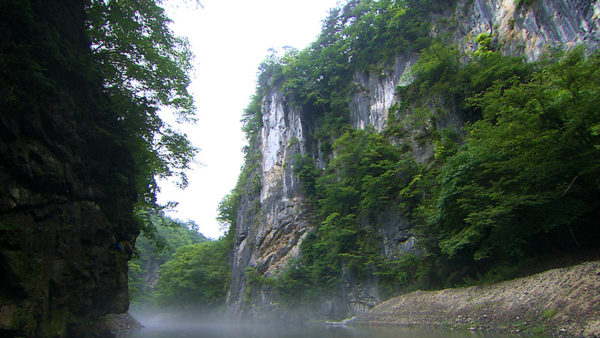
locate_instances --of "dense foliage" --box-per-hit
[232,0,600,307]
[129,211,231,311]
[408,47,600,285]
[128,211,207,307]
[85,0,197,207]
[288,130,418,292]
[154,239,230,310]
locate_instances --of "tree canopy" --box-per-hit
[154,240,230,310]
[128,211,207,306]
[85,0,197,206]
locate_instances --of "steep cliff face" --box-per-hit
[228,0,599,319]
[0,1,138,336]
[228,87,312,314]
[350,54,418,132]
[456,0,600,60]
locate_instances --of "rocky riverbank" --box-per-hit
[105,312,143,337]
[353,261,600,336]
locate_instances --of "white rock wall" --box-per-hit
[260,89,304,202]
[349,54,418,131]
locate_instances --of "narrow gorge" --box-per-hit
[2,0,599,336]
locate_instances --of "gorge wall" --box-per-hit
[228,0,600,319]
[0,1,139,336]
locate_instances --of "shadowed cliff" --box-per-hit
[0,0,139,335]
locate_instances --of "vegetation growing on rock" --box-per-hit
[226,0,600,318]
[128,211,207,307]
[128,211,231,312]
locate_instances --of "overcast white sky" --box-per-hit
[158,0,341,238]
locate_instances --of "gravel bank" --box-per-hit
[353,261,600,336]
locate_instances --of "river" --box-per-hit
[128,316,511,338]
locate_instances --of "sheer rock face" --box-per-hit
[456,0,600,60]
[256,89,308,278]
[228,88,312,315]
[0,1,138,336]
[350,54,418,132]
[228,0,599,319]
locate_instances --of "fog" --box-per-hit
[128,309,511,338]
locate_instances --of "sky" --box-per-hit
[158,0,342,239]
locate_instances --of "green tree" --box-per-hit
[154,240,231,310]
[279,129,419,298]
[427,48,600,280]
[217,192,238,243]
[316,129,417,218]
[85,0,197,205]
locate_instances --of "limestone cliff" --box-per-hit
[228,87,312,315]
[0,1,139,336]
[228,0,599,319]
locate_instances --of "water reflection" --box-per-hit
[129,315,510,338]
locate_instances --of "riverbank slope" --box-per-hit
[353,261,600,336]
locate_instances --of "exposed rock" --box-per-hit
[228,87,311,315]
[228,0,600,321]
[350,54,418,132]
[454,0,600,60]
[105,312,143,337]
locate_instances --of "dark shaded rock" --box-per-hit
[106,312,143,337]
[0,0,139,336]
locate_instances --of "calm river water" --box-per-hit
[129,317,511,338]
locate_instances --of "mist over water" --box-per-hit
[128,310,511,338]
